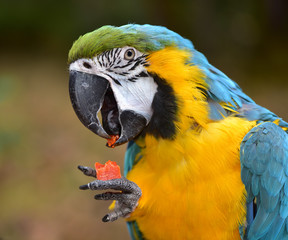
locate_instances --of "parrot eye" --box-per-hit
[124,49,135,60]
[83,62,92,69]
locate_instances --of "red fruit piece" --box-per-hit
[95,160,121,180]
[107,135,119,148]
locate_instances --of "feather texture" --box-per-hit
[241,123,288,240]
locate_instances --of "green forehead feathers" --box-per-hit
[68,24,194,64]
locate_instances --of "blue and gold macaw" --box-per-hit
[68,24,288,240]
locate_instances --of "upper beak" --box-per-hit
[69,70,147,146]
[69,70,110,138]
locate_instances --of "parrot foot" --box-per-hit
[78,165,142,222]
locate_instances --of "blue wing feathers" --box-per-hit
[192,47,288,130]
[263,216,285,240]
[126,220,145,240]
[252,175,260,196]
[249,206,279,239]
[280,190,288,218]
[207,100,228,120]
[241,122,288,239]
[259,186,279,211]
[124,141,142,177]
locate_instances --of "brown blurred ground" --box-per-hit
[0,0,287,239]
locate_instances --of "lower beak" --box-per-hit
[69,70,110,138]
[115,110,147,146]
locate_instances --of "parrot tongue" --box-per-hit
[100,86,121,136]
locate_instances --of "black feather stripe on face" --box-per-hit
[144,73,178,139]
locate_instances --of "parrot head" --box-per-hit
[68,24,207,147]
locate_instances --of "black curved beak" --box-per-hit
[69,70,110,138]
[69,70,147,147]
[115,110,147,146]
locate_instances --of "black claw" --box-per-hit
[102,214,110,222]
[94,194,101,199]
[79,184,89,190]
[77,165,96,177]
[78,165,84,171]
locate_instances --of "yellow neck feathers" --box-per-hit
[146,47,209,135]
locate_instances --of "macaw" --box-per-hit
[68,24,288,240]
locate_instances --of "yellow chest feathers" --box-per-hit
[127,117,256,240]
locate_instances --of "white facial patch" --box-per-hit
[109,75,157,123]
[69,46,158,124]
[69,58,109,81]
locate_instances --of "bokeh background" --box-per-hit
[0,0,287,239]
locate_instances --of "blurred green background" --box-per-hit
[0,0,287,239]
